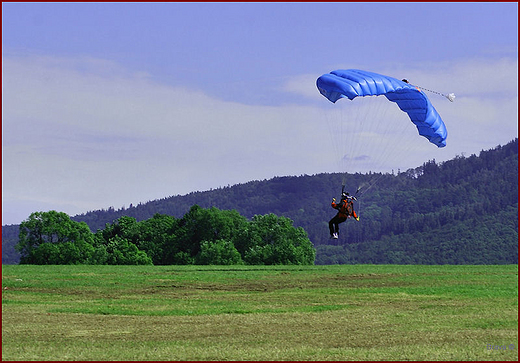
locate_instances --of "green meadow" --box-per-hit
[2,264,518,361]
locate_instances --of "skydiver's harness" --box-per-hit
[334,185,357,218]
[333,198,354,219]
[345,200,354,216]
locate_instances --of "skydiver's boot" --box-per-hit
[353,211,359,221]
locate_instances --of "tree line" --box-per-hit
[14,206,316,265]
[3,138,517,265]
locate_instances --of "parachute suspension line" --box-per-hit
[345,96,376,193]
[410,83,456,102]
[324,100,349,191]
[324,96,372,193]
[353,96,389,195]
[327,95,412,198]
[352,94,431,198]
[372,112,423,174]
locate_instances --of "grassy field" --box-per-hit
[2,264,518,361]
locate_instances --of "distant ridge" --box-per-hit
[3,139,517,264]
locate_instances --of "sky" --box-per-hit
[2,2,518,226]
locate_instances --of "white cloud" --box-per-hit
[2,54,329,224]
[281,73,320,100]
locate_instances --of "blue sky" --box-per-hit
[2,2,518,225]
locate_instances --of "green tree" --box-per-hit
[96,235,152,265]
[94,217,152,265]
[241,214,315,265]
[58,240,95,265]
[175,205,248,260]
[195,239,243,265]
[29,243,60,265]
[99,216,140,245]
[16,211,94,264]
[137,213,178,265]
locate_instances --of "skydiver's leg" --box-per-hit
[329,215,346,238]
[329,217,336,237]
[337,216,347,229]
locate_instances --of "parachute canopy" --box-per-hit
[316,69,447,148]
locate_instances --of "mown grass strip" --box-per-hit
[2,264,517,361]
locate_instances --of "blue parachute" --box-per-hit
[316,69,447,147]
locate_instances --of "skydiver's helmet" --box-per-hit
[341,192,349,199]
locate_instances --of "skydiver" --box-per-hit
[329,192,359,239]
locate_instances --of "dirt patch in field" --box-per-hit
[142,272,414,294]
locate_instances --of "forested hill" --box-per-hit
[2,139,518,264]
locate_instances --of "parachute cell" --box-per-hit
[316,69,447,147]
